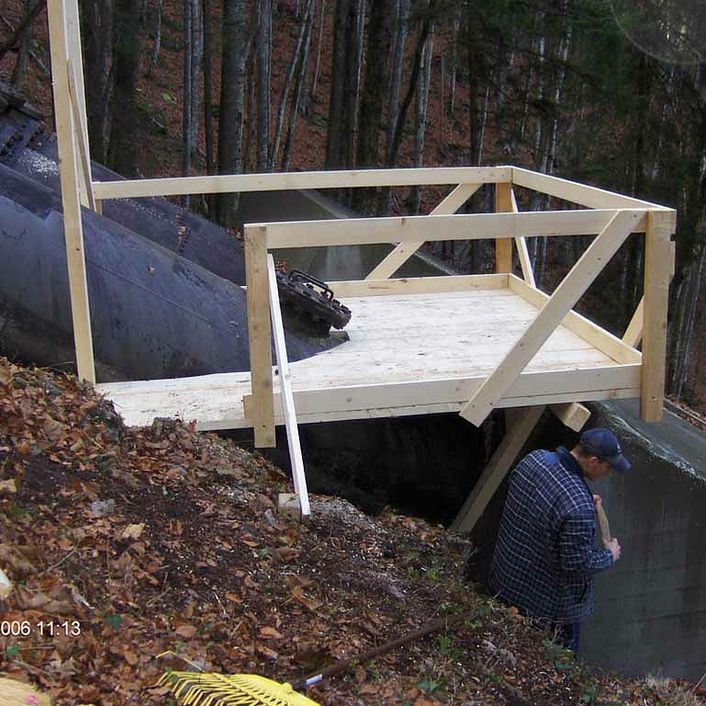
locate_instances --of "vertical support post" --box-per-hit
[244,225,275,447]
[47,0,96,384]
[641,210,675,422]
[495,182,514,273]
[63,0,93,208]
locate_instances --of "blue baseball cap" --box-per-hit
[580,428,631,473]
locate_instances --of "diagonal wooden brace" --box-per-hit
[459,209,645,426]
[450,405,545,533]
[365,182,482,280]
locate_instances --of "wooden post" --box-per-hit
[460,209,643,426]
[450,406,544,533]
[365,182,482,280]
[641,210,675,422]
[244,225,275,447]
[494,183,514,273]
[47,0,96,384]
[266,255,310,516]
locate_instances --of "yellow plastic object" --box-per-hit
[0,677,51,706]
[157,671,320,706]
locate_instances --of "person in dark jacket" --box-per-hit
[489,427,628,654]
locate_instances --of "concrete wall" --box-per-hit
[580,401,706,680]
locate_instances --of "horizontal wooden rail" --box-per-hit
[262,209,647,249]
[511,167,671,210]
[92,166,511,200]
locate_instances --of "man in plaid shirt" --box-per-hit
[489,428,627,653]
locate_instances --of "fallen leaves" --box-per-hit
[120,523,146,541]
[0,477,17,493]
[0,356,697,706]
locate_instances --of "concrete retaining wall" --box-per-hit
[580,401,706,679]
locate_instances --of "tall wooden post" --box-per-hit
[494,182,514,273]
[641,210,675,422]
[244,225,275,447]
[47,0,96,384]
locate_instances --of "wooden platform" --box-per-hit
[97,274,641,431]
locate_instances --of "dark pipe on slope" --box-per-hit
[0,164,340,382]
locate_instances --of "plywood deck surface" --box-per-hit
[98,286,641,430]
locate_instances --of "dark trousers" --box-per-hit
[555,621,582,655]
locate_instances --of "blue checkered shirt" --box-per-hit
[489,447,614,623]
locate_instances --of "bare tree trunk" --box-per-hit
[349,0,365,166]
[282,0,315,170]
[0,0,45,62]
[202,0,214,178]
[326,0,355,168]
[671,246,706,398]
[353,0,393,212]
[465,0,484,167]
[81,0,112,164]
[410,26,433,213]
[151,0,162,68]
[10,0,34,88]
[183,0,193,187]
[387,0,436,169]
[448,10,459,115]
[377,0,409,214]
[217,0,248,225]
[384,0,409,165]
[307,0,326,113]
[256,0,272,171]
[271,0,313,169]
[108,0,142,177]
[182,0,203,200]
[476,84,489,165]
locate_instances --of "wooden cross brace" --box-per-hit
[458,209,646,427]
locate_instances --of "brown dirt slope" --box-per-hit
[0,356,703,706]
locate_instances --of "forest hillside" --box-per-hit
[0,355,704,705]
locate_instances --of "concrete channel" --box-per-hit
[236,190,706,682]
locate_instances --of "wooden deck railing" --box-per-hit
[42,1,676,444]
[226,173,674,445]
[89,167,675,447]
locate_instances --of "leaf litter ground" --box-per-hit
[0,357,702,706]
